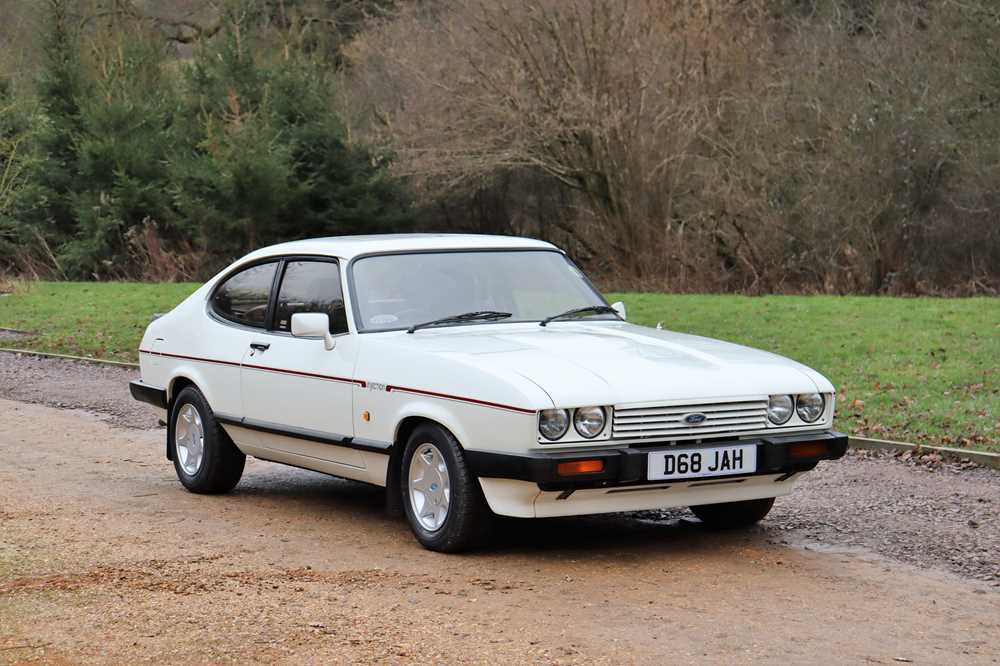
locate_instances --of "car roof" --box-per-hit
[240,234,559,262]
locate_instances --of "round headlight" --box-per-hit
[573,406,606,439]
[796,393,825,423]
[538,409,570,440]
[767,395,794,425]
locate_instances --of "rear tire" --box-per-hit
[169,386,245,494]
[689,497,775,528]
[401,423,492,552]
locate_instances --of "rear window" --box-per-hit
[211,262,278,328]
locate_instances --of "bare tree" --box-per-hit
[349,0,769,277]
[347,0,999,293]
[749,0,1000,293]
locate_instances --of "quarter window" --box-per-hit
[211,262,278,328]
[274,260,349,334]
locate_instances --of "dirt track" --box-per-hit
[1,396,998,664]
[3,350,999,581]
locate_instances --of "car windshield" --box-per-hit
[351,250,613,332]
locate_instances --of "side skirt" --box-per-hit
[216,416,393,487]
[236,440,386,486]
[214,413,392,454]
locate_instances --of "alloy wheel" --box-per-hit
[175,403,205,476]
[407,442,452,531]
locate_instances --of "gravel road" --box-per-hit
[0,352,157,430]
[2,350,997,582]
[1,351,998,663]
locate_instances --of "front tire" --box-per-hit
[169,386,245,494]
[400,423,492,552]
[689,497,775,528]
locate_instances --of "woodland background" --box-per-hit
[0,0,998,293]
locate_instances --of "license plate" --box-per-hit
[647,444,757,481]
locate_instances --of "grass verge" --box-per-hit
[0,282,996,451]
[610,293,999,453]
[0,280,198,363]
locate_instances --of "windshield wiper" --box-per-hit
[539,305,620,327]
[407,311,512,334]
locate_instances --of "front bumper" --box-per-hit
[465,430,847,492]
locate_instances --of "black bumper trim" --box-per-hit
[466,431,848,491]
[129,380,168,410]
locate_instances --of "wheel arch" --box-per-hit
[384,413,461,517]
[165,374,221,461]
[391,401,474,450]
[163,374,238,462]
[164,376,197,461]
[167,375,197,406]
[395,415,432,449]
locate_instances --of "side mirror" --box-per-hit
[611,301,627,321]
[291,312,336,350]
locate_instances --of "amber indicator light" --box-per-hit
[789,441,828,459]
[557,459,605,476]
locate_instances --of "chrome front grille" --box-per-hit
[612,399,769,440]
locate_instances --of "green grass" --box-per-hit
[609,293,1000,453]
[0,281,198,363]
[0,282,997,451]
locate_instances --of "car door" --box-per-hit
[204,259,282,433]
[239,258,364,469]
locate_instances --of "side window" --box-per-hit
[274,260,349,334]
[211,262,278,328]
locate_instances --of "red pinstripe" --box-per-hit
[385,385,535,414]
[139,349,533,414]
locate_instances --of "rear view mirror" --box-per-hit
[611,301,627,321]
[291,312,336,350]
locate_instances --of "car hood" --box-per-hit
[399,322,831,407]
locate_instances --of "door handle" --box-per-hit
[250,342,270,352]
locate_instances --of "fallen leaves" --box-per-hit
[893,449,982,471]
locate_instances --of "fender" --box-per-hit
[392,399,477,451]
[166,365,216,407]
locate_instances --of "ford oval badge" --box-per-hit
[683,413,708,425]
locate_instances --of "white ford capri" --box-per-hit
[130,234,846,552]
